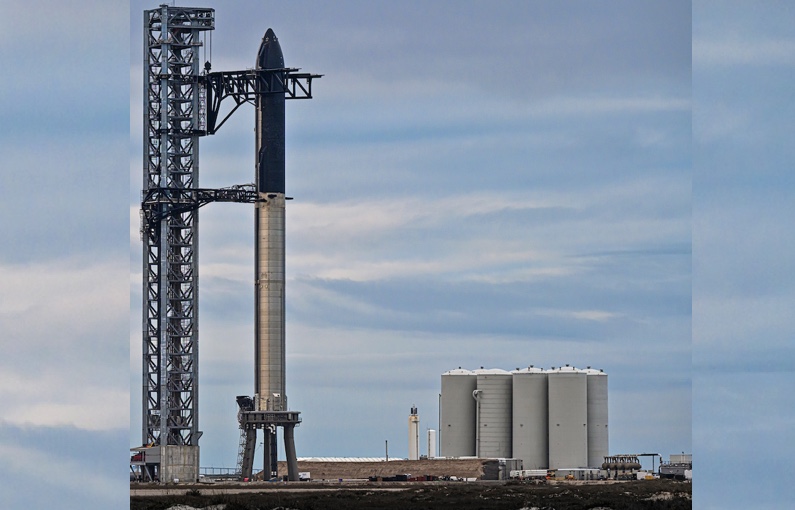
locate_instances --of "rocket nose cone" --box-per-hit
[257,28,284,69]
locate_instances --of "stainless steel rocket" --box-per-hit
[255,28,287,414]
[239,28,303,482]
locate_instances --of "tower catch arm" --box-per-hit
[141,184,262,232]
[201,69,322,134]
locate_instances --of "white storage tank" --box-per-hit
[511,366,548,469]
[547,365,588,469]
[427,429,436,458]
[583,367,608,468]
[474,368,513,459]
[440,368,477,457]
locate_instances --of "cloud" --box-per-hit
[525,96,690,117]
[0,259,126,343]
[693,101,751,144]
[284,176,688,282]
[0,376,127,431]
[0,258,128,430]
[0,422,128,508]
[694,37,795,67]
[535,309,623,322]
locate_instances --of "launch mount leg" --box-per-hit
[284,423,299,481]
[262,428,270,480]
[240,410,301,480]
[263,427,278,480]
[271,429,279,479]
[240,428,256,480]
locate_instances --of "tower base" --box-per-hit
[162,445,200,483]
[130,444,201,483]
[238,410,301,481]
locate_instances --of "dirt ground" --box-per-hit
[130,479,692,510]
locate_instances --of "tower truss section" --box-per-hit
[141,5,214,462]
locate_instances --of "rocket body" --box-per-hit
[255,28,286,412]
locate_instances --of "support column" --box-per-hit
[270,429,278,479]
[262,428,278,480]
[284,424,299,481]
[240,428,256,480]
[262,428,271,480]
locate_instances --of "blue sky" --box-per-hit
[1,1,129,508]
[0,1,792,508]
[693,1,795,508]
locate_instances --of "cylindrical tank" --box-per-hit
[583,367,608,468]
[474,368,512,459]
[511,366,548,469]
[547,365,588,468]
[440,368,477,457]
[427,429,436,459]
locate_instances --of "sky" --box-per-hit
[0,1,791,509]
[692,1,795,508]
[0,1,130,509]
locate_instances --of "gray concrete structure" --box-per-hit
[511,366,548,469]
[584,368,609,468]
[440,364,607,470]
[160,445,200,484]
[440,368,477,457]
[547,366,588,469]
[474,369,513,459]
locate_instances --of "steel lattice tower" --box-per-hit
[141,5,213,476]
[135,4,319,483]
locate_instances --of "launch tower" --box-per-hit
[138,4,319,483]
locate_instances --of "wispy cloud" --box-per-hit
[0,422,128,507]
[0,375,127,430]
[0,259,128,430]
[527,95,690,117]
[694,37,795,67]
[535,308,622,322]
[0,259,126,339]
